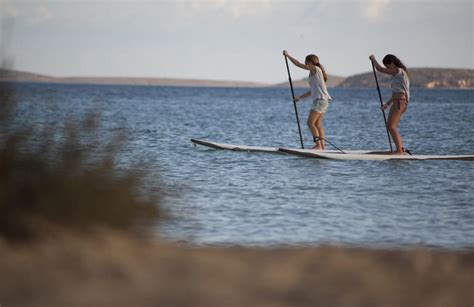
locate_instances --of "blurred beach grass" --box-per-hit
[0,78,162,241]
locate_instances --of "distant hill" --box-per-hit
[0,69,54,83]
[0,69,267,88]
[273,75,345,89]
[1,68,473,89]
[338,68,473,89]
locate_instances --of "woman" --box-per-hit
[283,50,332,150]
[370,54,410,155]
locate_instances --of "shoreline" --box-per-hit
[2,79,474,90]
[2,67,473,89]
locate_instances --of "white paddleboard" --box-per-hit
[278,148,474,161]
[191,139,378,154]
[191,138,280,153]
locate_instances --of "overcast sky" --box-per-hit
[0,0,472,83]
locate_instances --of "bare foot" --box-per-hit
[392,151,405,155]
[311,145,323,150]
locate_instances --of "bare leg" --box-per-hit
[315,113,325,150]
[387,101,407,154]
[307,111,322,149]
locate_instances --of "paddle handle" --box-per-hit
[284,55,304,149]
[371,61,393,153]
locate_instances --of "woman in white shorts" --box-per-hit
[283,50,332,149]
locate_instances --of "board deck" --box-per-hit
[278,148,474,161]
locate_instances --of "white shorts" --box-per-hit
[311,99,329,113]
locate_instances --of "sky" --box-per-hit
[0,0,472,83]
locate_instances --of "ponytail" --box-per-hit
[316,62,328,83]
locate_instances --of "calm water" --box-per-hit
[10,82,474,249]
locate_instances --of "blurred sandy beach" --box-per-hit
[1,232,473,307]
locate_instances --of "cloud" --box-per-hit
[0,0,19,18]
[365,0,390,20]
[177,0,273,20]
[35,5,53,21]
[0,1,54,22]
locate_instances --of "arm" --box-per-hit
[369,55,398,75]
[283,50,315,72]
[382,92,405,110]
[294,91,311,102]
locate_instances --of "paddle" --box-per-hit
[371,61,393,153]
[284,55,304,149]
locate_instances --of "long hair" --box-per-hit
[305,54,328,83]
[382,54,409,75]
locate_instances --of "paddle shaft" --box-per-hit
[371,61,393,153]
[284,55,304,149]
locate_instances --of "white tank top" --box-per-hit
[391,68,410,102]
[308,66,332,101]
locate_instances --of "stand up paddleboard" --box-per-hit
[192,139,474,161]
[191,138,280,153]
[191,139,378,155]
[278,148,474,161]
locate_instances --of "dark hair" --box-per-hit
[382,54,408,75]
[305,54,328,83]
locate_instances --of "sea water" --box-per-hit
[9,83,474,249]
